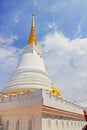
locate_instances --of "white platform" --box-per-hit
[0,89,86,130]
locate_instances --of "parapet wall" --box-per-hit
[42,89,84,115]
[0,89,84,115]
[0,89,42,103]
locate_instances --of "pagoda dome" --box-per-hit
[2,14,53,93]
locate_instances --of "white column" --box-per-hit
[51,119,56,130]
[55,120,59,130]
[58,120,64,130]
[42,118,48,130]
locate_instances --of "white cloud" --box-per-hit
[13,10,22,23]
[75,23,82,37]
[40,31,87,106]
[0,35,19,61]
[0,35,20,89]
[48,22,58,30]
[0,35,18,45]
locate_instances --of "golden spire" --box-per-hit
[28,13,37,45]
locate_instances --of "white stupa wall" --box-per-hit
[0,89,86,130]
[42,89,84,115]
[17,44,46,72]
[2,112,42,130]
[0,89,84,115]
[1,114,86,130]
[2,44,53,93]
[42,118,86,130]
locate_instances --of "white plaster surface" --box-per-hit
[0,89,84,114]
[2,44,52,93]
[42,118,87,130]
[0,89,86,130]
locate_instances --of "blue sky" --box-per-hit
[0,0,87,106]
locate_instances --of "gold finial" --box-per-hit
[32,12,35,27]
[28,13,37,45]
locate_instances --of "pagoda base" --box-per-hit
[0,89,86,130]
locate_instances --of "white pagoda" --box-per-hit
[0,14,86,130]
